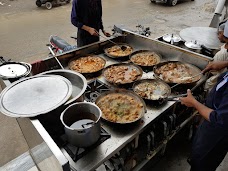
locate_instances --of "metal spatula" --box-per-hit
[180,72,203,81]
[171,72,203,89]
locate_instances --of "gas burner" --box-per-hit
[85,79,112,102]
[61,127,111,162]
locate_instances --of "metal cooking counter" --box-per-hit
[10,28,212,171]
[62,102,175,171]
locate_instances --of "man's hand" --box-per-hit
[102,30,111,37]
[82,25,99,36]
[179,89,197,107]
[202,61,228,74]
[87,27,99,36]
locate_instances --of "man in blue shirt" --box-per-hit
[180,60,228,171]
[71,0,110,47]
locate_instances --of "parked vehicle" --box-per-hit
[36,0,71,10]
[47,35,77,57]
[150,0,194,6]
[47,25,151,57]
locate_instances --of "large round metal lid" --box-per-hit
[0,62,29,79]
[180,27,223,49]
[0,75,72,117]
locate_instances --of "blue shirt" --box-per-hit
[206,72,228,132]
[71,0,104,31]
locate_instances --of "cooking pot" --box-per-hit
[184,40,202,54]
[39,69,87,105]
[60,102,101,147]
[0,61,32,80]
[162,34,182,45]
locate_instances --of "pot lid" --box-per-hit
[0,75,72,117]
[185,40,202,50]
[162,34,182,43]
[180,27,223,49]
[0,62,30,79]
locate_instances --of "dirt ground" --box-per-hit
[0,0,216,63]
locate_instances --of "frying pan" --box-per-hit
[153,61,202,85]
[68,54,106,78]
[102,63,143,85]
[103,43,133,59]
[95,89,146,124]
[129,50,162,71]
[132,79,182,104]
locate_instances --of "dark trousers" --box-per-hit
[190,120,228,171]
[77,28,99,47]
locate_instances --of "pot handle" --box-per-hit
[81,122,94,128]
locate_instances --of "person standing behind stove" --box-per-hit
[180,60,228,171]
[204,20,228,91]
[71,0,110,47]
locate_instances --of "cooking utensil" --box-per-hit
[96,31,127,51]
[0,75,72,117]
[0,61,32,80]
[170,72,203,89]
[180,71,203,81]
[180,27,223,50]
[95,89,146,124]
[184,40,202,50]
[153,61,202,84]
[132,79,184,104]
[102,63,143,85]
[129,50,162,71]
[39,69,87,105]
[162,34,182,45]
[60,102,101,147]
[103,43,133,59]
[132,79,171,101]
[68,54,106,77]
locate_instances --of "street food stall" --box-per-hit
[0,25,214,171]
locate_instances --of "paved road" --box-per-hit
[0,0,215,63]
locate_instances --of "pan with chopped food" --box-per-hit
[103,63,143,85]
[95,89,146,124]
[130,50,162,71]
[104,43,133,59]
[153,61,202,84]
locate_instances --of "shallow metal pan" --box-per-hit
[129,50,162,71]
[102,62,143,85]
[103,43,134,59]
[95,89,146,124]
[153,61,202,85]
[68,54,106,78]
[132,79,171,101]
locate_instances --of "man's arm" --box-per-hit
[71,0,98,36]
[202,61,228,73]
[180,89,213,121]
[71,0,83,28]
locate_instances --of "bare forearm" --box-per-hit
[193,100,213,121]
[81,25,90,32]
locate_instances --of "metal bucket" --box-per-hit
[60,102,101,147]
